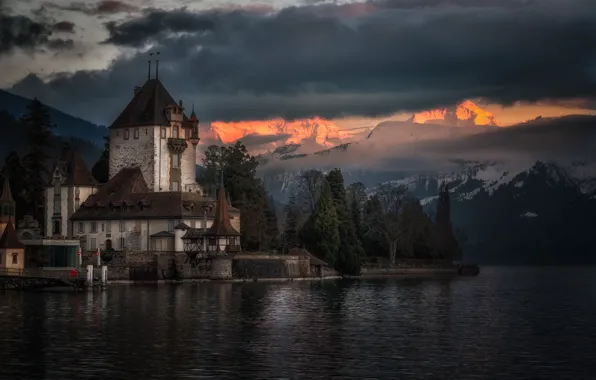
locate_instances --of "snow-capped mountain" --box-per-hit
[258,110,596,265]
[409,99,501,127]
[201,117,353,154]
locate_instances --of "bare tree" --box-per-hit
[296,169,325,216]
[371,183,408,265]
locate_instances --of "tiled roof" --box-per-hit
[110,78,192,129]
[0,221,24,249]
[70,167,239,220]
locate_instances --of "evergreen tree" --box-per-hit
[1,152,27,221]
[20,98,55,225]
[92,135,110,183]
[306,180,340,267]
[434,182,460,260]
[282,190,301,252]
[398,197,434,258]
[326,168,364,275]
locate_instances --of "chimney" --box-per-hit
[134,86,141,96]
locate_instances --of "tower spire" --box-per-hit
[155,51,160,79]
[148,52,153,80]
[0,175,13,203]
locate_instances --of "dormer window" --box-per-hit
[124,129,130,140]
[173,126,179,138]
[134,128,139,139]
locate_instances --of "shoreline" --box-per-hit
[105,265,480,285]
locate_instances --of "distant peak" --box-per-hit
[411,100,500,127]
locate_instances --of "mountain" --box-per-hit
[258,112,596,265]
[0,90,103,168]
[205,117,353,154]
[408,100,501,127]
[0,89,107,146]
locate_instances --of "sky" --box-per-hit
[1,0,596,130]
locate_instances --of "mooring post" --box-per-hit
[101,266,108,287]
[86,265,93,289]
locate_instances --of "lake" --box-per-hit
[1,267,595,379]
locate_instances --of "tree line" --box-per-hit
[200,143,466,275]
[281,169,466,274]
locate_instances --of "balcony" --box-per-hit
[167,138,188,154]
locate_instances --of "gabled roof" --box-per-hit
[60,149,97,186]
[70,167,240,220]
[205,185,240,236]
[0,176,14,203]
[0,221,24,249]
[110,78,191,128]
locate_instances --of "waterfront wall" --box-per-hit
[232,254,310,279]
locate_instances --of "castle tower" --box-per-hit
[108,64,202,194]
[0,176,15,238]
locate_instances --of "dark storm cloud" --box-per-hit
[0,4,75,55]
[53,21,75,33]
[0,11,52,54]
[46,0,139,15]
[7,0,596,123]
[103,8,216,47]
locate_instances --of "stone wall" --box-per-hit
[110,125,156,190]
[232,255,310,279]
[359,267,458,276]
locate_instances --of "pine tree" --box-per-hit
[1,152,27,221]
[20,98,55,225]
[92,135,110,183]
[283,190,301,252]
[434,182,460,260]
[307,180,340,267]
[326,168,364,275]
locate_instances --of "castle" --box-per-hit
[43,69,241,257]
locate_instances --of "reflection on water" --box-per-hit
[1,267,596,379]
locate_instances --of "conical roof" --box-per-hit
[0,221,24,249]
[205,186,240,236]
[0,176,13,203]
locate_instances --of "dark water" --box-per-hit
[1,267,596,380]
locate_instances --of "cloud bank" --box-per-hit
[4,0,596,125]
[260,116,596,174]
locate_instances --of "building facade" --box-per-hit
[49,72,242,255]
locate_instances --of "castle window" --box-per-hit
[173,126,179,138]
[145,128,148,135]
[12,253,18,265]
[172,181,179,192]
[119,220,125,232]
[167,220,174,232]
[120,237,126,250]
[53,220,61,235]
[54,180,60,196]
[101,223,105,232]
[185,129,190,139]
[78,222,85,234]
[172,153,180,168]
[106,222,111,233]
[124,129,130,140]
[90,222,97,233]
[53,200,60,214]
[134,128,139,139]
[90,238,97,250]
[161,128,167,139]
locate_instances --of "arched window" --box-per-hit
[173,126,179,138]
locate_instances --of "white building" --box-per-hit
[47,71,241,254]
